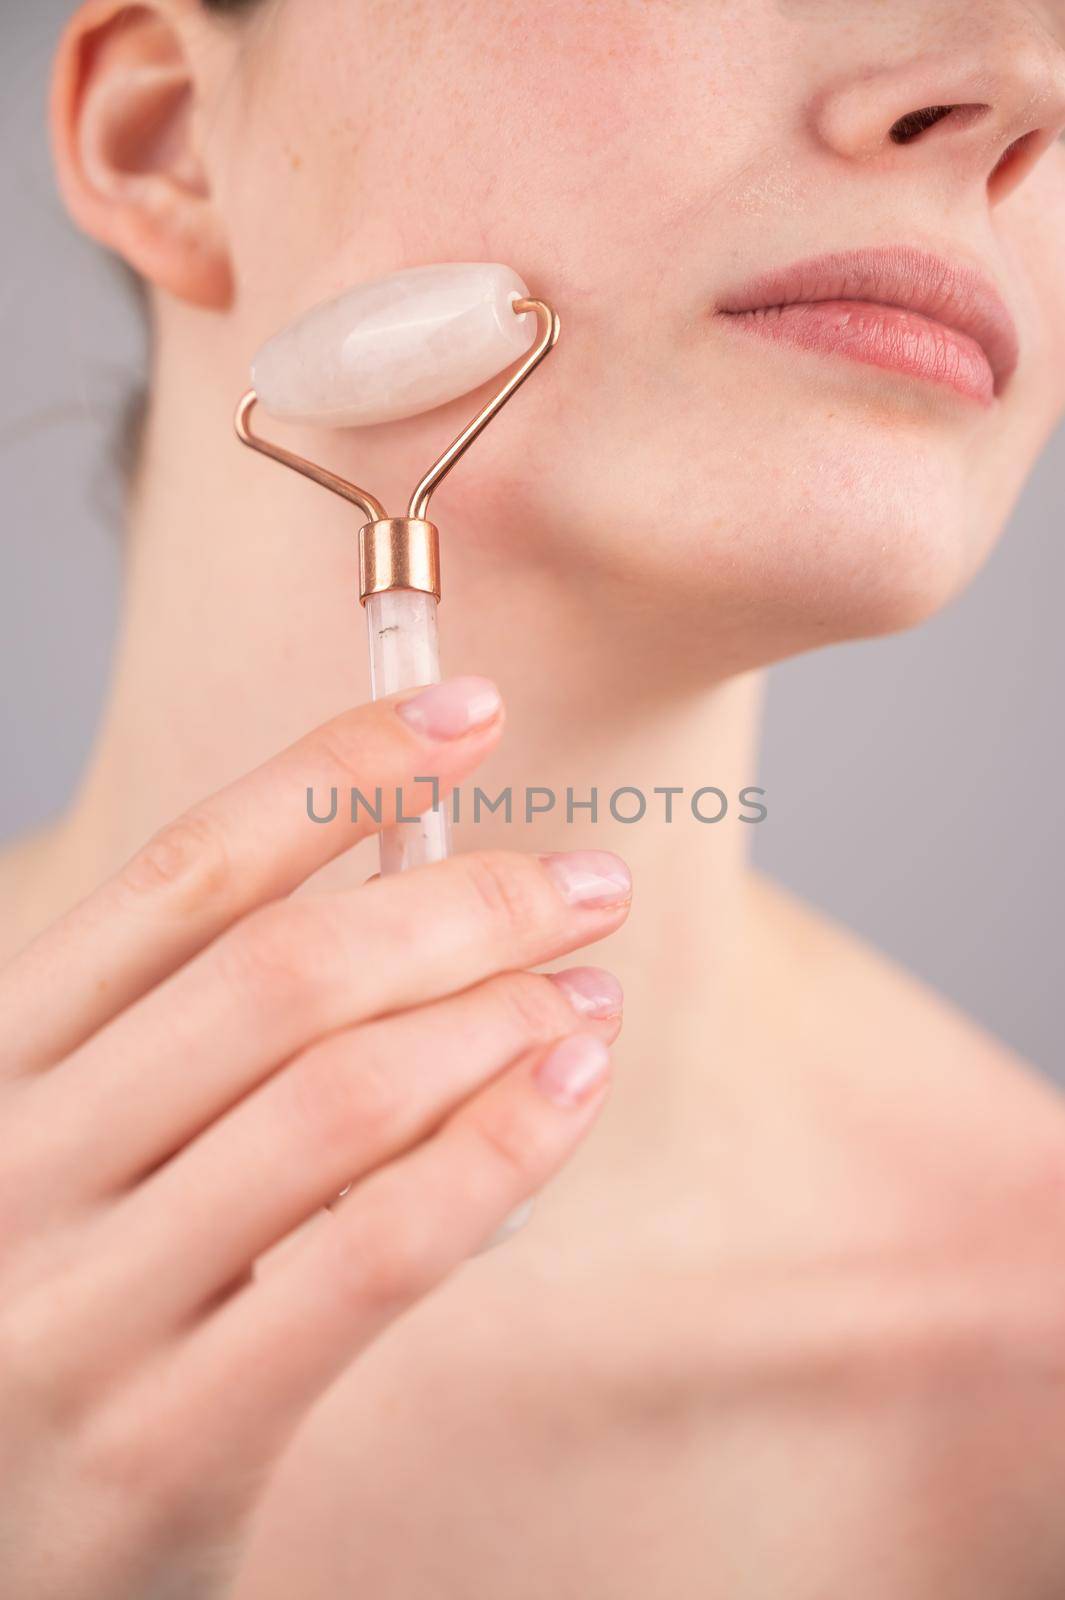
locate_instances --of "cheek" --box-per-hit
[219,0,777,332]
[1015,146,1065,344]
[944,156,1065,569]
[999,153,1065,443]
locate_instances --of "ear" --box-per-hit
[51,1,233,310]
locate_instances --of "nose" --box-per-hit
[813,29,1065,205]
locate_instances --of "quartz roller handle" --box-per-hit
[366,589,452,875]
[367,589,528,1246]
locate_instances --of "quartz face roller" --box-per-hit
[241,263,559,882]
[253,263,535,427]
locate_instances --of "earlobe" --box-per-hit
[51,1,233,311]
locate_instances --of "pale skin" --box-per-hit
[3,0,1065,1595]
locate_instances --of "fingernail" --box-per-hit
[550,966,624,1020]
[541,851,632,909]
[396,677,502,740]
[534,1034,611,1108]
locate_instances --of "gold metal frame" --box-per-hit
[234,297,560,602]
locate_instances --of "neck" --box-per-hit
[42,315,771,1175]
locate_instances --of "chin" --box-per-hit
[525,400,992,666]
[756,504,971,653]
[711,377,1032,657]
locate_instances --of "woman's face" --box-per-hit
[206,0,1065,667]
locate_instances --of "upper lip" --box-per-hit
[717,246,1020,393]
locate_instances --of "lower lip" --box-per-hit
[720,300,995,406]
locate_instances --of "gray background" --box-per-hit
[2,3,1061,1074]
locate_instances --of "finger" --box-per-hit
[153,1030,612,1467]
[87,968,622,1345]
[0,678,504,1072]
[28,851,632,1197]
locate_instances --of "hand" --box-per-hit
[0,676,630,1600]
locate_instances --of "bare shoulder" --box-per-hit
[741,870,1061,1216]
[753,868,1050,1072]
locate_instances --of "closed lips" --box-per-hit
[717,246,1020,406]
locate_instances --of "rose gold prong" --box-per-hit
[234,391,387,525]
[406,298,561,521]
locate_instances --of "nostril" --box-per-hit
[889,105,958,143]
[988,129,1042,199]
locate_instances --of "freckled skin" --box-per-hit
[203,0,1065,670]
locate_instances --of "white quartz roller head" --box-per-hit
[252,263,537,428]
